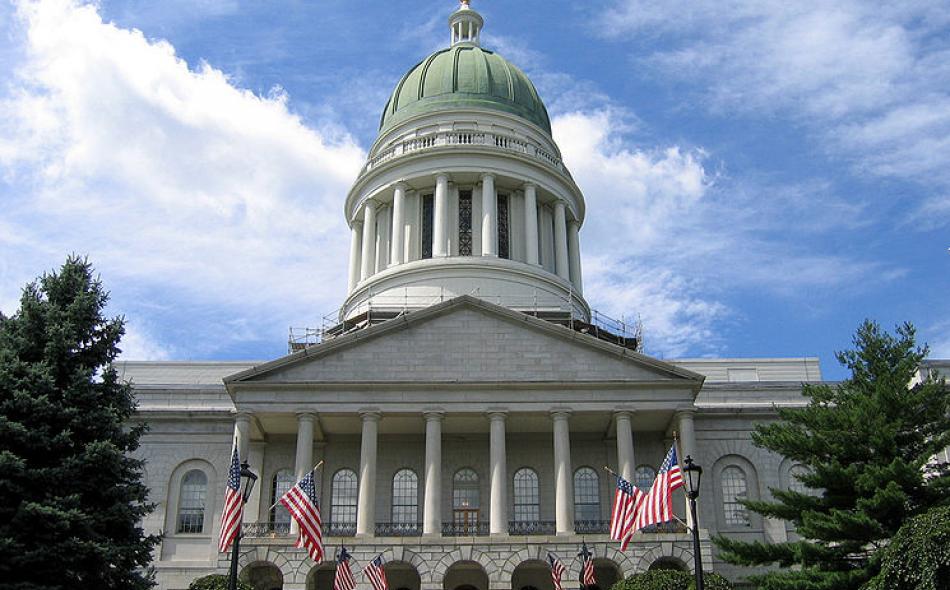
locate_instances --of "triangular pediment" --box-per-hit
[226,296,703,386]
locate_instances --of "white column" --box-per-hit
[488,411,508,535]
[614,411,635,482]
[433,174,449,257]
[481,173,497,256]
[568,220,583,293]
[356,411,380,537]
[554,200,569,281]
[677,409,697,528]
[423,411,443,536]
[348,221,363,291]
[391,183,407,265]
[292,412,316,534]
[523,183,539,265]
[234,412,252,460]
[360,201,377,280]
[551,410,574,535]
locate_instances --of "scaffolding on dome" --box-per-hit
[288,292,643,354]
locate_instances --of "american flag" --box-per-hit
[633,444,684,531]
[364,555,389,590]
[609,474,644,551]
[548,553,566,590]
[579,543,596,588]
[279,470,324,563]
[334,547,357,590]
[217,443,243,553]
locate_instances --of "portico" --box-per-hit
[225,296,704,541]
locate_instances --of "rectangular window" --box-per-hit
[421,194,434,259]
[458,190,473,256]
[497,193,509,259]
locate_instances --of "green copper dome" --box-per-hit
[379,45,552,135]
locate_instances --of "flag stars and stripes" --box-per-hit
[633,444,684,532]
[334,546,357,590]
[365,555,389,590]
[279,470,324,563]
[548,553,566,590]
[217,443,243,553]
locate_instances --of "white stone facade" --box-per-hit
[126,4,828,589]
[125,298,820,590]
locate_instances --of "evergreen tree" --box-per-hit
[714,320,950,590]
[0,256,158,590]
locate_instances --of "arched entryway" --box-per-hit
[512,560,554,590]
[386,560,422,590]
[590,558,621,590]
[648,557,688,572]
[443,561,489,590]
[307,562,338,590]
[241,561,283,590]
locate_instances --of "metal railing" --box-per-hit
[574,520,610,534]
[374,522,422,536]
[508,520,556,535]
[243,521,290,537]
[361,130,570,178]
[290,290,641,354]
[324,522,357,537]
[441,521,490,536]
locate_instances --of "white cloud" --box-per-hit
[552,109,893,354]
[0,0,365,356]
[597,0,950,221]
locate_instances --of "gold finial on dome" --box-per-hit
[460,0,471,6]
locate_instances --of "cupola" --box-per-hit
[449,0,483,46]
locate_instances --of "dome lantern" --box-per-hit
[449,0,483,47]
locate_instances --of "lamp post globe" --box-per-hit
[682,455,704,590]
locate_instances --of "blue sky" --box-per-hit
[1,0,948,379]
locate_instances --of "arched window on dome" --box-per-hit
[458,190,473,256]
[270,469,295,525]
[513,468,540,522]
[176,470,207,534]
[331,469,358,525]
[421,194,434,259]
[573,467,601,521]
[392,469,418,524]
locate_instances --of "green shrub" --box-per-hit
[610,569,734,590]
[869,504,950,590]
[188,574,253,590]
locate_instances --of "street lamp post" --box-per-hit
[228,461,258,590]
[682,455,704,590]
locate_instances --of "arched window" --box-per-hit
[453,468,480,531]
[453,468,479,510]
[634,465,656,491]
[721,466,750,527]
[787,464,809,495]
[392,469,418,523]
[573,467,600,521]
[271,469,295,524]
[176,469,207,533]
[331,469,358,524]
[513,468,540,522]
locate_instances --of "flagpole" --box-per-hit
[265,460,324,512]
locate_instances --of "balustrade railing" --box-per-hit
[361,130,569,177]
[573,520,610,534]
[508,520,556,535]
[374,522,422,536]
[324,522,357,537]
[441,521,489,536]
[243,521,290,537]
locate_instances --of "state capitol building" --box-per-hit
[121,3,830,589]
